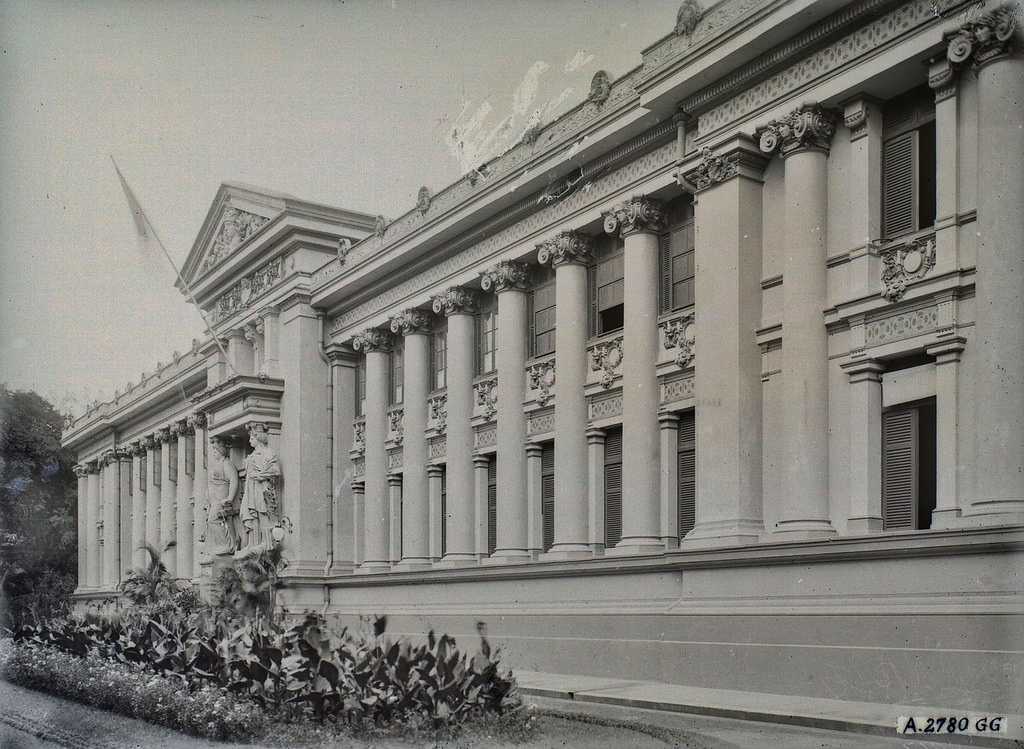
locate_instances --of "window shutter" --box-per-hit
[541,443,555,551]
[587,264,597,337]
[140,455,147,492]
[185,435,195,477]
[440,469,447,557]
[169,441,178,483]
[882,408,919,531]
[882,131,918,239]
[604,428,623,548]
[659,232,671,314]
[154,452,161,487]
[677,411,696,538]
[526,291,536,358]
[487,457,497,556]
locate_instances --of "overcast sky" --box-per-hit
[0,0,677,415]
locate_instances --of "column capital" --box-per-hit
[431,286,478,316]
[525,442,544,458]
[324,343,360,365]
[480,260,531,293]
[101,449,118,466]
[86,459,102,474]
[389,308,434,336]
[73,464,89,478]
[926,336,967,364]
[186,411,207,431]
[168,420,186,437]
[387,473,403,487]
[928,58,959,103]
[585,427,606,445]
[259,304,281,318]
[536,230,594,267]
[658,411,681,428]
[681,135,768,192]
[756,102,840,158]
[129,440,147,457]
[842,96,882,141]
[243,322,260,343]
[472,454,491,468]
[602,195,666,238]
[141,434,156,451]
[352,327,394,353]
[427,464,445,478]
[116,446,133,462]
[840,358,885,382]
[946,5,1018,70]
[155,427,172,445]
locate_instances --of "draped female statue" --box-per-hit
[237,422,282,556]
[202,435,240,555]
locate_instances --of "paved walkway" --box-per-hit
[516,670,1024,748]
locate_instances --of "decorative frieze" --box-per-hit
[431,287,478,316]
[351,420,366,455]
[589,392,623,420]
[663,312,696,369]
[474,425,497,450]
[864,306,939,347]
[211,256,283,323]
[389,308,433,336]
[351,327,393,353]
[427,394,448,433]
[946,4,1017,69]
[528,360,556,405]
[480,261,531,294]
[527,408,555,436]
[880,235,937,302]
[602,196,665,238]
[590,337,623,388]
[660,375,695,404]
[536,231,594,267]
[474,378,498,420]
[200,207,270,274]
[387,450,403,471]
[428,437,447,459]
[756,102,839,157]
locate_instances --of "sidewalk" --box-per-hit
[515,670,1024,747]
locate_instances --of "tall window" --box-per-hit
[677,411,696,540]
[882,398,936,530]
[389,343,404,405]
[154,449,161,487]
[590,234,624,336]
[531,266,556,356]
[140,454,147,491]
[660,196,696,312]
[604,427,623,548]
[185,434,195,477]
[431,327,447,390]
[477,298,497,375]
[169,440,177,483]
[355,357,367,416]
[487,456,497,556]
[541,442,555,551]
[882,86,936,239]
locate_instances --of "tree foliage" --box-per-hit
[0,385,78,626]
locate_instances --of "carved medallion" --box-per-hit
[880,235,936,302]
[686,147,738,191]
[590,337,624,388]
[337,237,352,264]
[474,378,498,420]
[528,361,556,405]
[374,215,387,239]
[416,186,432,214]
[663,313,696,369]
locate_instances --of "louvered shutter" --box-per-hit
[185,435,195,477]
[604,427,623,548]
[140,455,147,491]
[587,264,598,337]
[659,232,671,313]
[440,469,447,557]
[882,408,919,530]
[154,452,161,487]
[169,441,178,483]
[526,291,536,357]
[541,443,555,551]
[487,457,497,556]
[677,411,696,538]
[882,131,918,239]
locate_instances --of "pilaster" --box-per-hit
[930,58,961,275]
[842,95,883,299]
[658,413,681,548]
[260,306,281,378]
[840,359,885,534]
[74,465,89,591]
[525,443,545,559]
[927,338,967,528]
[85,460,101,588]
[388,474,403,565]
[143,435,159,551]
[128,443,146,570]
[325,344,359,573]
[102,450,121,587]
[157,426,176,576]
[427,465,444,562]
[175,420,194,579]
[352,479,365,567]
[585,428,606,554]
[117,448,132,580]
[473,455,491,560]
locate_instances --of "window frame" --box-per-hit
[476,298,498,375]
[881,86,937,241]
[589,233,625,338]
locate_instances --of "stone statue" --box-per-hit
[202,435,240,556]
[237,422,282,557]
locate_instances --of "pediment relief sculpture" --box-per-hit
[199,207,271,274]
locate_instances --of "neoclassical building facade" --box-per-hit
[65,0,1022,712]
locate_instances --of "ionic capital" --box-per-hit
[86,460,102,475]
[480,260,531,294]
[141,434,156,451]
[116,446,133,462]
[928,59,958,103]
[840,358,885,383]
[536,231,594,267]
[756,102,839,157]
[472,454,491,469]
[946,5,1018,70]
[602,195,665,238]
[351,327,394,353]
[186,412,207,431]
[73,464,89,478]
[155,427,171,445]
[684,147,739,191]
[129,440,147,457]
[389,308,433,336]
[431,286,478,316]
[101,449,118,466]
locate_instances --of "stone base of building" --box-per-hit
[279,526,1023,714]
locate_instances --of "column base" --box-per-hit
[771,518,836,541]
[355,561,392,574]
[957,504,1024,529]
[846,516,884,534]
[929,508,962,530]
[604,538,664,557]
[327,562,356,576]
[433,554,477,569]
[285,559,331,577]
[392,558,433,571]
[681,520,763,550]
[481,549,532,566]
[539,545,593,561]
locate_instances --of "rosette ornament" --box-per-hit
[755,102,839,157]
[536,231,594,267]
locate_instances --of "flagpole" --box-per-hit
[110,156,238,377]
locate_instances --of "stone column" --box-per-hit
[188,414,207,577]
[102,451,121,587]
[129,444,146,570]
[326,345,359,573]
[658,413,680,548]
[226,328,254,376]
[947,12,1024,523]
[175,420,194,579]
[388,475,403,564]
[481,261,532,561]
[680,137,768,547]
[157,427,177,575]
[86,461,101,588]
[842,97,883,299]
[537,231,593,559]
[472,455,491,559]
[929,59,961,274]
[144,435,159,551]
[352,479,365,566]
[928,338,967,528]
[427,465,444,561]
[389,310,433,569]
[244,323,263,377]
[352,328,393,571]
[118,448,132,580]
[758,103,839,539]
[585,428,606,553]
[525,443,544,558]
[840,359,885,534]
[261,307,281,378]
[603,196,665,553]
[431,287,479,567]
[74,465,88,590]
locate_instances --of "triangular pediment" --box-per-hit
[179,183,290,289]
